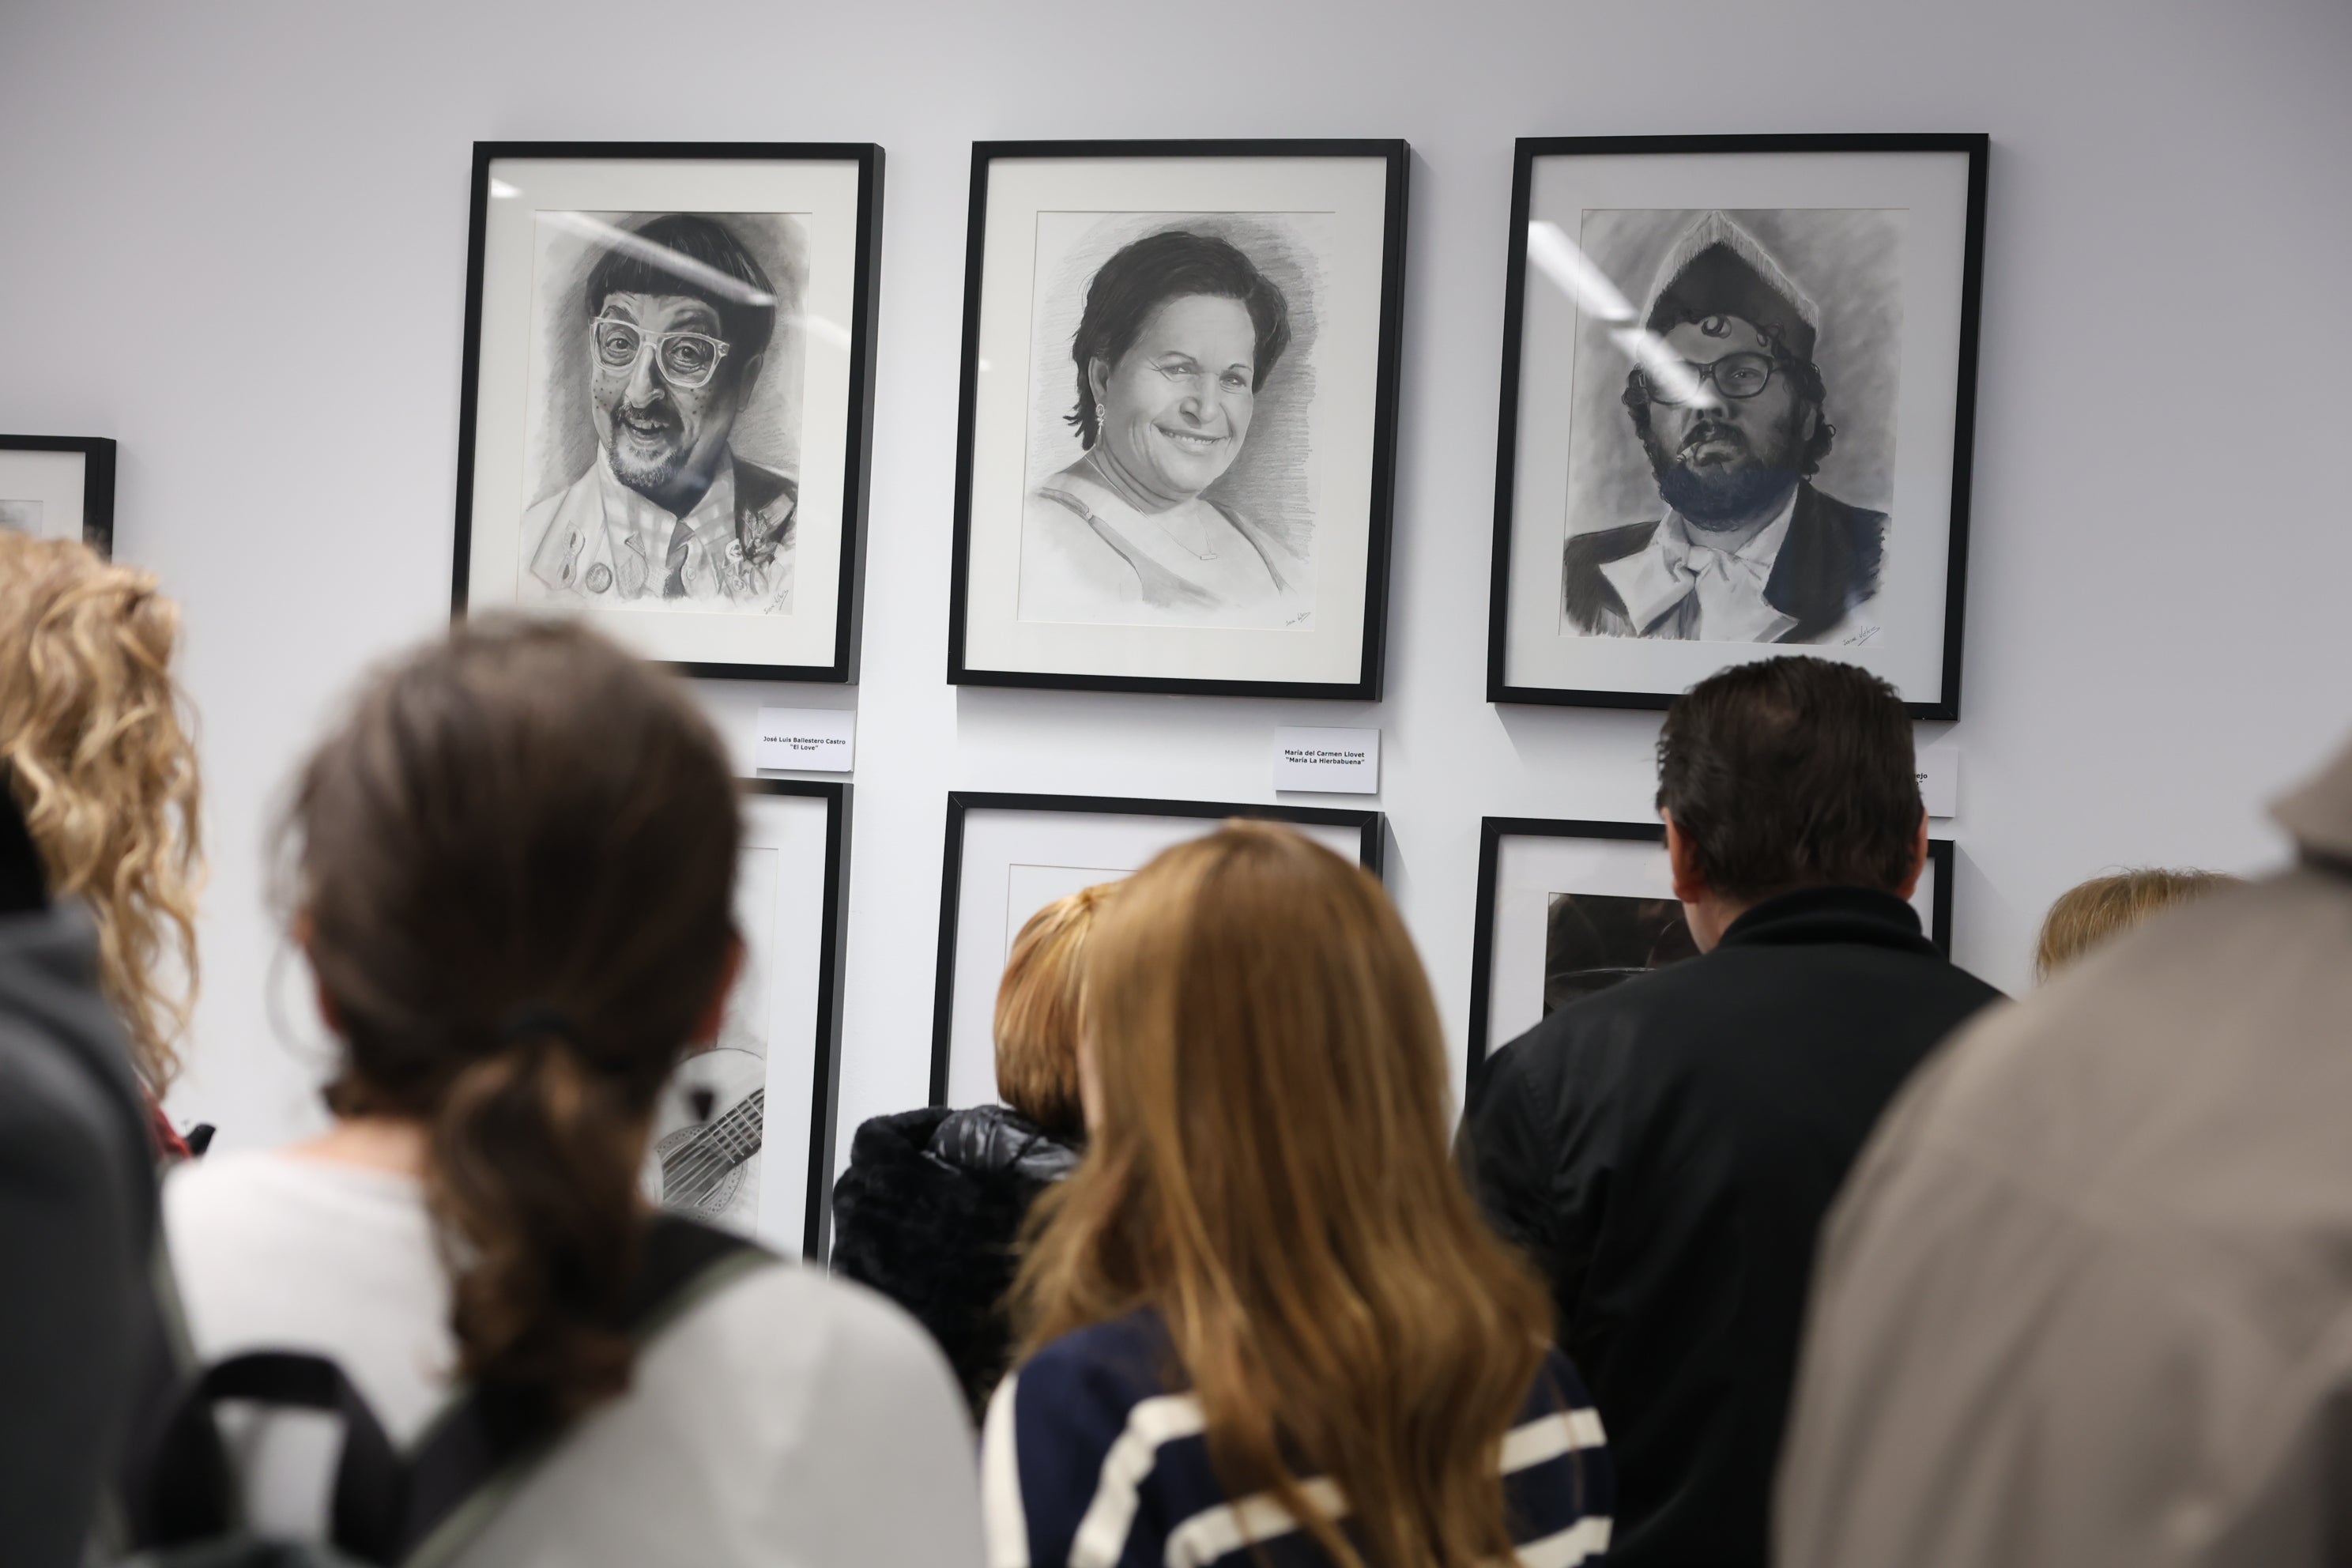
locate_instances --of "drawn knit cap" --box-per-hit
[1643,210,1819,364]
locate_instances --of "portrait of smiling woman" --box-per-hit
[1019,227,1312,626]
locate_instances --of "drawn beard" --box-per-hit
[1647,417,1803,526]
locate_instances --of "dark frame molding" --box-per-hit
[1483,133,1988,721]
[741,777,853,1261]
[947,138,1410,700]
[929,790,1385,1103]
[0,435,117,556]
[451,141,885,684]
[1465,815,1955,1071]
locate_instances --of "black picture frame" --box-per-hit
[929,790,1385,1103]
[947,139,1411,700]
[1484,134,1988,720]
[1465,815,1954,1072]
[451,141,884,684]
[741,777,854,1261]
[0,435,117,556]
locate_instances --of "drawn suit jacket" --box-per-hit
[1562,482,1886,643]
[525,452,797,608]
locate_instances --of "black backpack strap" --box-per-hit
[130,1350,405,1563]
[394,1216,775,1567]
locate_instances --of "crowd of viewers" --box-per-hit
[0,529,2344,1566]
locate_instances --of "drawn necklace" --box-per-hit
[1081,446,1219,561]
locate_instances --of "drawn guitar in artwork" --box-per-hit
[643,1045,766,1232]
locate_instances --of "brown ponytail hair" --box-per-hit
[1012,824,1559,1568]
[281,616,740,1419]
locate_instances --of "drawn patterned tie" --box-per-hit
[662,518,693,600]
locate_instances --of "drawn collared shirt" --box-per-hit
[522,450,793,613]
[1599,488,1802,643]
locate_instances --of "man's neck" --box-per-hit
[1677,481,1798,557]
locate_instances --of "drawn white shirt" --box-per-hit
[1599,490,1803,643]
[522,450,792,614]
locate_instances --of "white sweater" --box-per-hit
[163,1149,985,1568]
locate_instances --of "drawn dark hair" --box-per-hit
[1068,230,1291,448]
[282,616,740,1420]
[586,213,777,366]
[1621,323,1836,477]
[1655,655,1920,904]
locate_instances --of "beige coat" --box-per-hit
[1775,738,2352,1568]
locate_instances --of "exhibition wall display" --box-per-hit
[452,142,884,683]
[0,435,115,555]
[1465,816,1954,1069]
[1487,136,1986,718]
[642,778,850,1258]
[929,792,1384,1109]
[948,141,1411,699]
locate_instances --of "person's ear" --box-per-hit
[295,911,346,1036]
[1663,810,1709,905]
[689,937,744,1049]
[1894,813,1930,901]
[1087,356,1111,409]
[731,349,765,399]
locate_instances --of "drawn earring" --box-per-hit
[1095,401,1106,428]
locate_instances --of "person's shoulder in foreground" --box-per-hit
[466,1251,986,1568]
[1777,738,2352,1568]
[983,1309,1612,1568]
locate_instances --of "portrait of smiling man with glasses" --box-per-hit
[522,213,799,612]
[1562,209,1887,645]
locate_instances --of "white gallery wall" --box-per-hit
[2,0,2347,1155]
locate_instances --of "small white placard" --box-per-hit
[1273,726,1380,794]
[756,707,855,773]
[1917,744,1958,819]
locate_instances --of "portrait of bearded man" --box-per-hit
[1562,210,1886,644]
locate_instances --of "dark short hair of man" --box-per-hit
[585,213,777,364]
[1656,655,1920,903]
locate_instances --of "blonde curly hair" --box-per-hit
[0,536,202,1091]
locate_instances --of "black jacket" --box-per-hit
[0,880,158,1565]
[830,1104,1081,1418]
[1562,482,1887,643]
[1462,888,2002,1568]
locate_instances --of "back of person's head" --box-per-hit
[0,535,201,1091]
[282,616,739,1419]
[993,884,1110,1140]
[1015,823,1556,1568]
[1657,654,1920,902]
[2035,868,2238,982]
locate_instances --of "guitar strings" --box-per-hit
[662,1091,769,1207]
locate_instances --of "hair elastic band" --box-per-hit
[496,1003,581,1047]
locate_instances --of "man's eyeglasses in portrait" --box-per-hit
[590,315,733,390]
[1634,351,1778,406]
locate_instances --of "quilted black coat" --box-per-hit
[829,1104,1081,1418]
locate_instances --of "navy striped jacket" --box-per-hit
[981,1310,1613,1568]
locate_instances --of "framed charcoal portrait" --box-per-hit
[0,435,116,556]
[948,141,1409,699]
[930,792,1384,1106]
[1487,136,1987,718]
[1465,816,1953,1070]
[453,143,883,682]
[642,779,850,1259]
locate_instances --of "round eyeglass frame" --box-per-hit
[1635,350,1778,405]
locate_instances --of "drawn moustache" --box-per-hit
[1679,423,1750,458]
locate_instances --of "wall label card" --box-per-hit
[1917,743,1958,819]
[756,707,856,772]
[1273,726,1380,794]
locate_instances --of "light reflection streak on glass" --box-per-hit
[1527,220,1706,406]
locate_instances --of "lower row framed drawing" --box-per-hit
[930,791,1384,1106]
[1466,816,1952,1068]
[0,435,115,554]
[642,778,850,1258]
